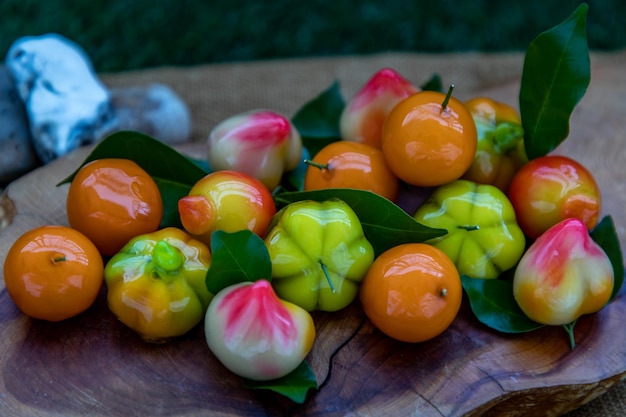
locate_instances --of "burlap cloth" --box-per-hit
[101,52,530,143]
[3,51,626,415]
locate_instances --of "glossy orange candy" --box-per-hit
[4,225,104,321]
[360,243,462,343]
[381,89,477,187]
[66,158,163,256]
[304,141,400,202]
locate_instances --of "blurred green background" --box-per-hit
[1,0,624,73]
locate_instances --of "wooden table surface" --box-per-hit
[0,51,625,416]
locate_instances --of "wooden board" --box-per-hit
[1,51,626,416]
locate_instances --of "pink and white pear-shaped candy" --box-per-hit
[204,279,316,381]
[339,67,419,148]
[207,110,302,191]
[513,218,614,326]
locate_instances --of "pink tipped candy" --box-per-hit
[204,280,316,381]
[219,280,298,350]
[207,110,303,191]
[513,218,614,326]
[216,111,291,147]
[340,68,419,148]
[350,68,420,111]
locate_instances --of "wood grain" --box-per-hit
[0,51,625,416]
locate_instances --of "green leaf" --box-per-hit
[274,188,446,257]
[282,147,311,192]
[420,73,443,92]
[153,178,191,228]
[56,131,209,228]
[291,81,345,157]
[243,361,317,404]
[205,230,272,295]
[57,131,208,186]
[461,275,544,334]
[590,215,625,301]
[519,3,590,159]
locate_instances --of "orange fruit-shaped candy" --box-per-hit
[381,86,477,187]
[178,170,277,247]
[66,158,163,256]
[304,141,399,202]
[360,243,462,343]
[4,225,104,321]
[508,155,601,239]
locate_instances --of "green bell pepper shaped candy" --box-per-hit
[104,227,212,342]
[413,179,526,279]
[265,199,374,312]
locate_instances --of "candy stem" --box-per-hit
[319,261,335,293]
[493,122,525,153]
[442,83,455,110]
[563,320,578,350]
[458,225,480,231]
[304,159,329,170]
[153,240,184,273]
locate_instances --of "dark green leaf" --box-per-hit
[56,131,209,229]
[274,188,446,256]
[282,147,311,192]
[590,215,624,301]
[243,361,317,404]
[205,230,272,295]
[519,3,590,159]
[291,81,345,157]
[56,131,208,185]
[461,275,544,334]
[420,73,443,92]
[153,178,190,228]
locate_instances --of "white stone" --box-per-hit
[104,84,192,144]
[5,33,111,163]
[0,65,40,184]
